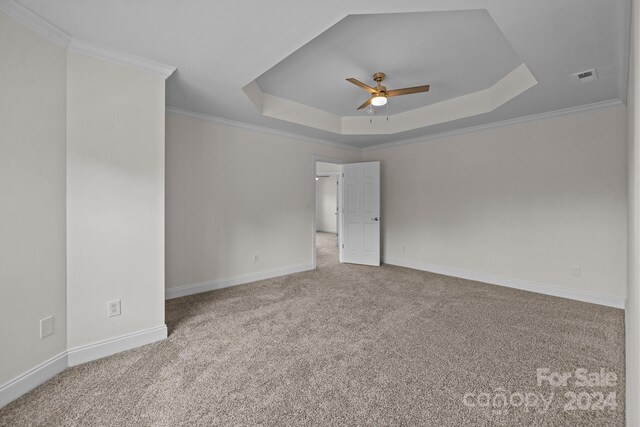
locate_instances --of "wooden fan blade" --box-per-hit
[346,78,377,94]
[387,85,430,97]
[357,98,372,110]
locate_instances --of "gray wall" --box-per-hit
[66,52,166,349]
[165,113,360,293]
[364,105,627,301]
[0,12,68,384]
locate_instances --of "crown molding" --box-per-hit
[168,99,623,153]
[362,99,624,151]
[68,39,176,80]
[168,99,624,153]
[165,107,361,152]
[0,0,175,79]
[0,0,71,47]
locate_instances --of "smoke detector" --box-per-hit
[573,68,598,83]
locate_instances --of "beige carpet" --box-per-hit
[0,232,625,426]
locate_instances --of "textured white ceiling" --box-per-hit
[14,0,630,148]
[257,10,522,116]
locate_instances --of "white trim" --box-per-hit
[0,0,71,47]
[0,352,67,408]
[0,326,167,408]
[68,39,176,80]
[384,257,625,309]
[166,107,360,152]
[165,263,314,300]
[168,100,624,153]
[364,99,624,151]
[317,227,338,233]
[67,325,167,367]
[0,1,175,79]
[262,92,342,134]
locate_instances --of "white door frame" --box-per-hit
[311,155,346,269]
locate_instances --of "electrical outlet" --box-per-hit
[253,253,260,263]
[108,300,121,318]
[571,265,581,278]
[402,245,406,252]
[40,316,54,339]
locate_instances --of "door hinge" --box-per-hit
[341,244,344,248]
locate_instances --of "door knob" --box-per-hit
[371,217,379,221]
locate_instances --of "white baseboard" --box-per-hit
[317,228,337,234]
[0,325,167,408]
[165,263,315,300]
[0,352,67,408]
[67,325,167,367]
[383,257,625,309]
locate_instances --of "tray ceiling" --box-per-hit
[256,10,523,117]
[11,0,631,148]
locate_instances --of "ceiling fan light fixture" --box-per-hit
[371,94,387,106]
[347,73,429,110]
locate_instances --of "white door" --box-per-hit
[339,161,380,266]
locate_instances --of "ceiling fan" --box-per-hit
[346,72,430,110]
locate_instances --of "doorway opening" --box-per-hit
[312,158,381,268]
[313,158,343,268]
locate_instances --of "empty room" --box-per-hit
[1,0,639,425]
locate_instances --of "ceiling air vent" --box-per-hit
[573,68,598,83]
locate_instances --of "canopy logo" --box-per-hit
[462,368,618,416]
[463,389,554,415]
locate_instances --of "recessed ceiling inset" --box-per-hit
[256,10,524,116]
[245,9,537,135]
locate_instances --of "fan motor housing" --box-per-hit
[372,72,386,83]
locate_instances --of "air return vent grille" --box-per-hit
[573,68,598,83]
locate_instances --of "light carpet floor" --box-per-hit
[0,232,625,426]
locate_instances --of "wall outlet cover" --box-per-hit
[108,300,121,318]
[571,265,581,278]
[40,316,54,339]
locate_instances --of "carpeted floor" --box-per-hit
[0,232,625,426]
